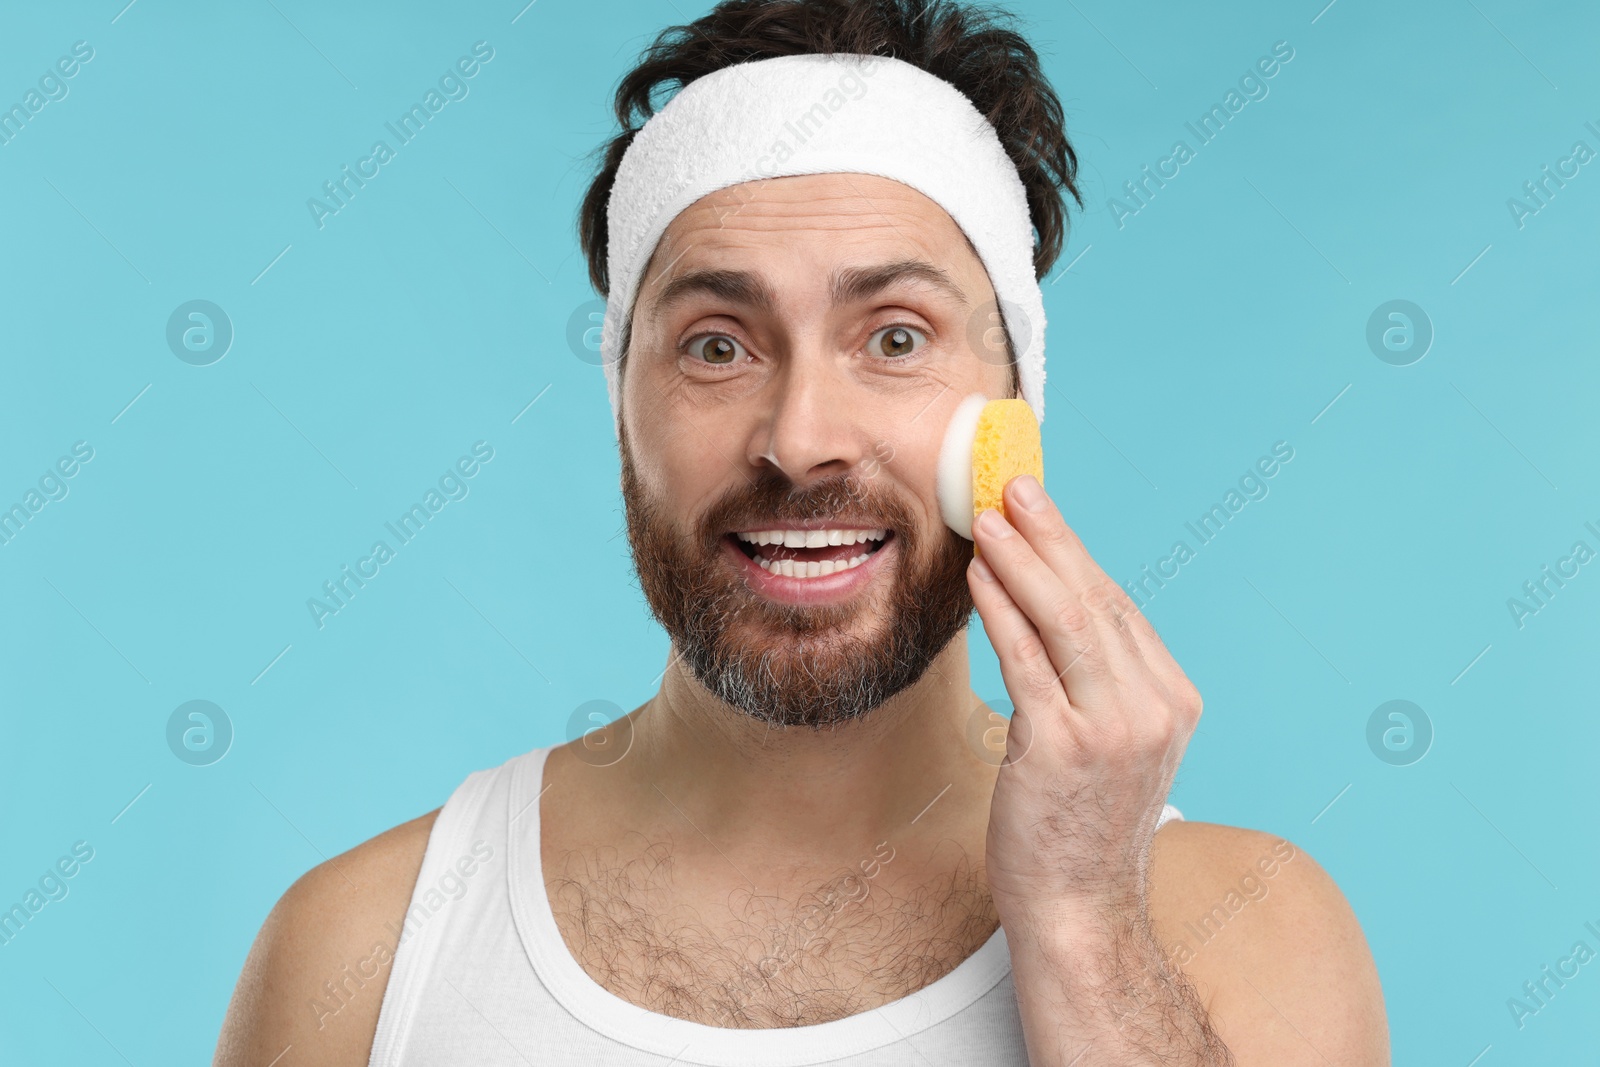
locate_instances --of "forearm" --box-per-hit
[1004,900,1234,1067]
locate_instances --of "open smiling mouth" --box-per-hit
[727,527,894,579]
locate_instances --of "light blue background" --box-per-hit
[2,0,1596,1062]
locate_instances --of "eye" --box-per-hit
[686,334,747,365]
[868,324,927,359]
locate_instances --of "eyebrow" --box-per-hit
[834,260,970,309]
[648,258,970,319]
[653,268,775,317]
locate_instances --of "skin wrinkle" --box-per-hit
[615,185,1020,420]
[615,176,1020,730]
[619,413,977,729]
[546,173,1022,1029]
[651,260,972,322]
[208,11,1382,1062]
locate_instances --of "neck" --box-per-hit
[596,628,1000,888]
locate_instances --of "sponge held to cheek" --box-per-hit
[935,393,1044,549]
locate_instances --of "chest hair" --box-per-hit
[545,839,1000,1027]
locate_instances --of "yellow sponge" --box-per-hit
[936,393,1043,549]
[972,398,1043,534]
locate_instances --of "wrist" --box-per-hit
[994,875,1147,920]
[996,889,1151,952]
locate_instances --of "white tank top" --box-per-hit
[367,744,1183,1066]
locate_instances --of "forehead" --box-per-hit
[639,172,987,291]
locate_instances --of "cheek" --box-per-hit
[868,423,945,536]
[632,421,729,527]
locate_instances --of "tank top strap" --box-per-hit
[370,746,1187,1066]
[367,746,551,1067]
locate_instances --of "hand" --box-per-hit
[967,474,1203,923]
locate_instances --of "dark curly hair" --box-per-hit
[576,0,1083,299]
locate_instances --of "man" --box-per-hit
[215,1,1388,1064]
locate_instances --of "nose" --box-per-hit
[745,353,874,488]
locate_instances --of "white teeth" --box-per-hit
[757,550,874,577]
[735,528,888,545]
[736,528,889,579]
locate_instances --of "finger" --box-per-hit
[967,555,1076,728]
[970,507,1124,703]
[1000,476,1158,668]
[1103,588,1191,698]
[1001,474,1105,591]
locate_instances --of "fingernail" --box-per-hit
[970,555,997,582]
[1012,474,1046,512]
[977,508,1013,538]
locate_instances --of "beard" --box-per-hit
[618,417,977,730]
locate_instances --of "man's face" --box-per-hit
[617,173,1015,729]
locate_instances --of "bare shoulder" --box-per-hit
[213,809,440,1067]
[1147,820,1390,1065]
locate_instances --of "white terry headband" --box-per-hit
[599,51,1047,439]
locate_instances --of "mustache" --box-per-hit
[616,422,978,727]
[699,468,916,542]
